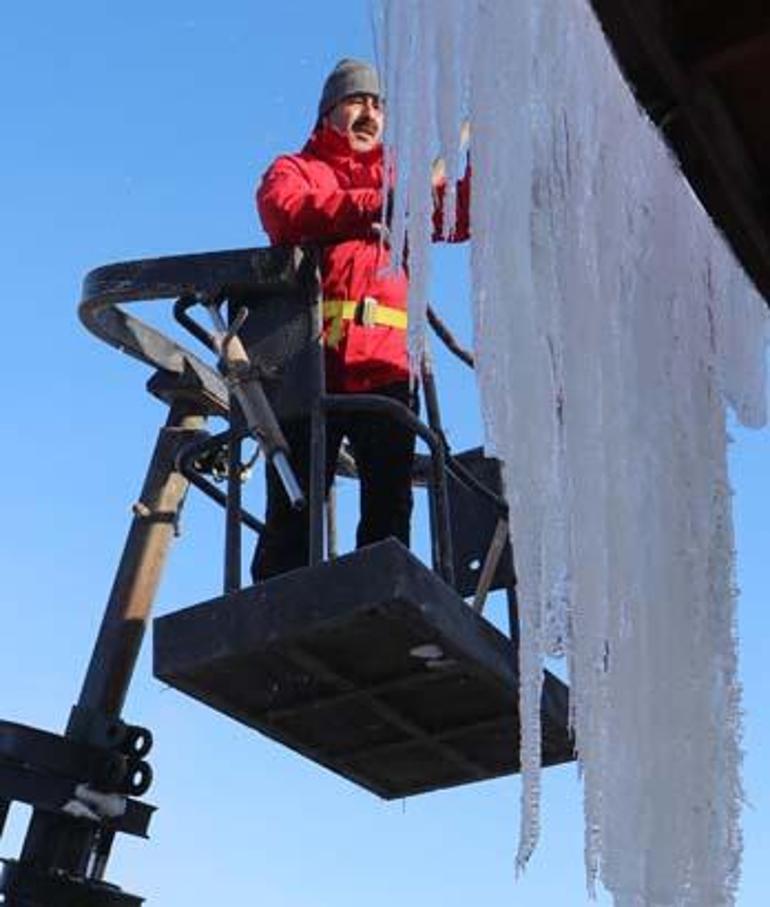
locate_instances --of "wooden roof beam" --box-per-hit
[589,0,770,304]
[686,28,770,74]
[672,2,770,71]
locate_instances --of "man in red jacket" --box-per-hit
[252,58,468,581]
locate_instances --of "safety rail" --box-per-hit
[79,246,314,415]
[78,244,509,595]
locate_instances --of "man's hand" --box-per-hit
[371,221,391,246]
[431,120,471,188]
[431,156,446,189]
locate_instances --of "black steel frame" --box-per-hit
[1,244,515,906]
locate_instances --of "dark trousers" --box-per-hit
[251,382,417,581]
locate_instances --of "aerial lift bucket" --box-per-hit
[1,245,573,906]
[144,245,574,796]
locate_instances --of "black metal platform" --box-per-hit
[153,540,573,798]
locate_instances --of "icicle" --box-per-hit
[464,0,549,870]
[376,0,769,903]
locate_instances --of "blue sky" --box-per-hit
[1,3,768,904]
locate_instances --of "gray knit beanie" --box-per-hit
[318,58,381,119]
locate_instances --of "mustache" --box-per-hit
[352,115,378,134]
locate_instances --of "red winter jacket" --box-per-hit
[257,125,469,392]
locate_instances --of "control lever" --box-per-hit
[202,298,305,509]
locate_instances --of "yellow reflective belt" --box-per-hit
[322,298,408,349]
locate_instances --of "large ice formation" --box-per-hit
[375,1,769,904]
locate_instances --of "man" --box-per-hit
[252,58,469,581]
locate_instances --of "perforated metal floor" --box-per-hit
[153,539,573,798]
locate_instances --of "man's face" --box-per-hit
[325,93,384,153]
